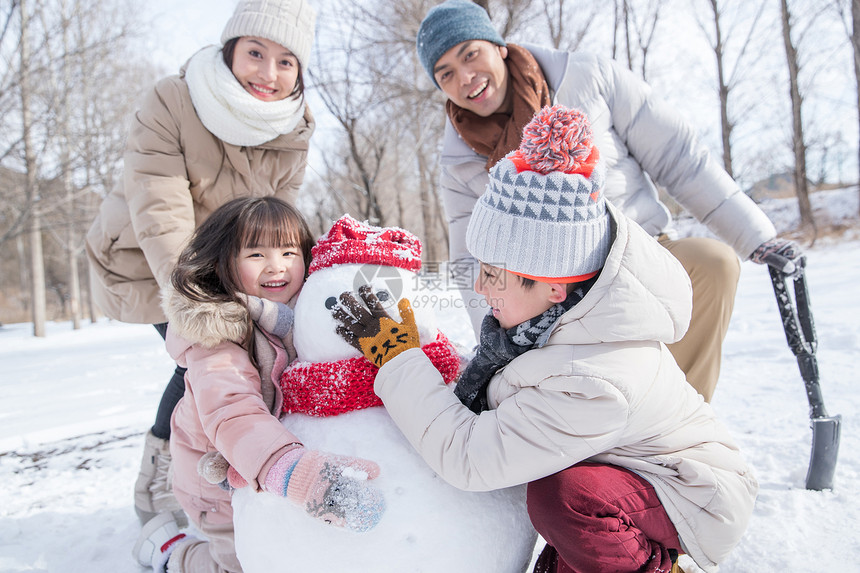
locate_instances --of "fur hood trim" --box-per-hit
[161,284,249,349]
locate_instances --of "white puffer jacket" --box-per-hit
[375,204,758,572]
[439,44,776,327]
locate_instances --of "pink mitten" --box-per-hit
[264,447,384,532]
[227,465,247,489]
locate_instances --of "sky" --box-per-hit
[143,1,235,72]
[0,188,858,572]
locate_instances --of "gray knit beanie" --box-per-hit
[466,105,611,281]
[221,0,316,69]
[416,0,505,88]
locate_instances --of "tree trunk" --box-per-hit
[19,0,47,337]
[623,0,633,71]
[708,0,734,177]
[779,0,816,233]
[61,0,81,329]
[415,140,442,264]
[854,0,860,215]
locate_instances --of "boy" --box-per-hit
[333,106,757,573]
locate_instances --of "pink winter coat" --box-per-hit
[162,285,301,525]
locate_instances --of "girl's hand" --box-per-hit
[264,447,385,532]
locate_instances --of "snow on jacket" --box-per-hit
[439,45,775,307]
[162,286,301,525]
[86,61,314,325]
[374,203,758,572]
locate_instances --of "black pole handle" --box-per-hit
[768,261,829,419]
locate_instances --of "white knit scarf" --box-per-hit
[185,45,305,147]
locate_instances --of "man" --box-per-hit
[417,0,802,401]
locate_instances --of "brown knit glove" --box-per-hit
[332,285,419,367]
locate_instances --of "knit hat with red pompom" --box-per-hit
[466,105,611,282]
[308,215,422,275]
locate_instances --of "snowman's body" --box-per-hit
[232,260,537,573]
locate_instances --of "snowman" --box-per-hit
[231,215,537,572]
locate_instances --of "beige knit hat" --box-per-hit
[221,0,316,68]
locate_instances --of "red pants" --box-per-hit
[527,463,682,573]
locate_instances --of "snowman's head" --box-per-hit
[293,216,435,363]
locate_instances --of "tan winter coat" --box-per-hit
[374,203,757,572]
[86,68,314,324]
[162,287,301,526]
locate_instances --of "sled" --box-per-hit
[768,261,841,490]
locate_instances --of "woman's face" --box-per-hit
[231,36,299,102]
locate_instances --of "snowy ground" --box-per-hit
[1,189,858,572]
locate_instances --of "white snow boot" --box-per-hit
[134,430,187,527]
[133,512,189,572]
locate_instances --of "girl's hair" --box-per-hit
[171,196,314,305]
[221,37,306,100]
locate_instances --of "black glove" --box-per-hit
[751,238,805,276]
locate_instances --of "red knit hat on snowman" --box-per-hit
[281,215,458,418]
[308,215,423,275]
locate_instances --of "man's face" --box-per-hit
[433,40,510,117]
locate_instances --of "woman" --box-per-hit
[85,0,316,538]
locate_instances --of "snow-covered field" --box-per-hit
[1,189,858,572]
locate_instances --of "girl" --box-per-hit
[85,0,317,530]
[134,197,384,573]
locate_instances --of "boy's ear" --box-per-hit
[547,282,568,304]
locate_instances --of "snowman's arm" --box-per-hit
[333,289,420,367]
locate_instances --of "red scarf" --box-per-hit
[446,44,551,169]
[280,332,461,417]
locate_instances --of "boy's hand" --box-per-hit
[331,285,420,367]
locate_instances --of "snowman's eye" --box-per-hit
[325,296,338,309]
[376,290,390,302]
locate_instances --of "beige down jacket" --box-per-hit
[162,286,301,526]
[374,204,757,572]
[86,67,314,325]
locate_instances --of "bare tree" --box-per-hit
[307,0,452,260]
[0,0,154,328]
[19,0,47,336]
[487,0,531,38]
[855,0,860,215]
[537,0,598,51]
[56,0,81,328]
[696,0,768,178]
[309,44,387,226]
[780,0,817,234]
[612,0,664,80]
[833,0,860,215]
[708,0,733,175]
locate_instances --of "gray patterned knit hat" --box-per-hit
[416,0,505,88]
[221,0,316,69]
[466,105,611,281]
